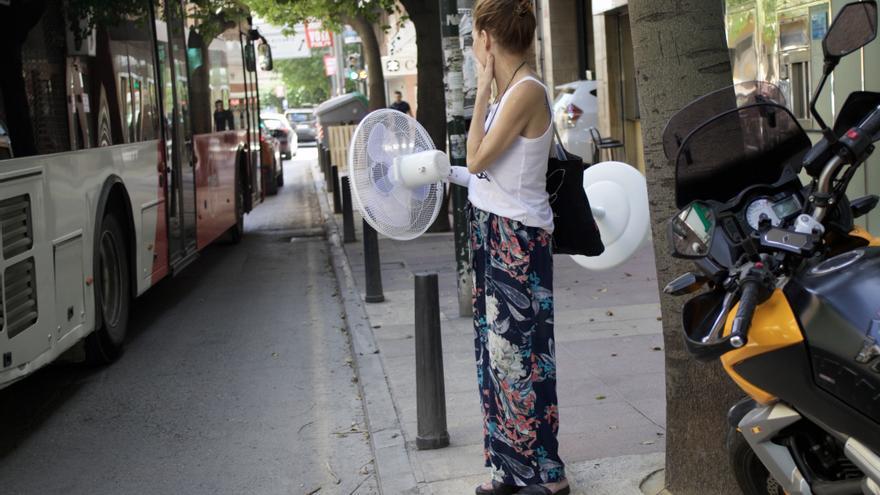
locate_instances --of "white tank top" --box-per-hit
[468,76,555,233]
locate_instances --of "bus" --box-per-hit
[0,0,274,388]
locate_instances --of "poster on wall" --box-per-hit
[811,11,828,40]
[459,8,477,118]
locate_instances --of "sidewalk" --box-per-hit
[312,160,666,494]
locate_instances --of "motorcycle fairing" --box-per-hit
[720,289,804,405]
[733,344,880,455]
[784,247,880,424]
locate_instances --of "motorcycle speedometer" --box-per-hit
[746,198,780,230]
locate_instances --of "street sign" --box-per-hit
[324,54,338,76]
[306,21,333,48]
[257,22,310,60]
[382,55,417,76]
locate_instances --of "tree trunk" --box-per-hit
[627,2,743,494]
[347,14,387,111]
[401,0,450,232]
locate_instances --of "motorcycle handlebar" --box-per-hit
[730,279,761,348]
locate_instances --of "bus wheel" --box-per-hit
[225,166,245,244]
[266,157,279,196]
[275,161,284,188]
[85,213,131,364]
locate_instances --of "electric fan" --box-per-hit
[348,109,450,240]
[570,161,651,271]
[346,110,650,270]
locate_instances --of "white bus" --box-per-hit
[0,0,274,388]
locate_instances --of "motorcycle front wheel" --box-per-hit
[727,424,787,495]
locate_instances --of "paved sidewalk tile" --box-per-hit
[330,201,664,493]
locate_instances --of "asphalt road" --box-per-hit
[0,147,378,494]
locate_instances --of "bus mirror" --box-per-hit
[259,43,274,71]
[245,44,257,72]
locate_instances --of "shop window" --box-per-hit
[790,61,811,120]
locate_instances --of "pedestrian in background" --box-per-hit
[389,91,412,116]
[214,100,234,131]
[465,0,569,494]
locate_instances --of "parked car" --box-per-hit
[260,112,297,159]
[284,108,317,142]
[552,80,599,163]
[259,119,284,195]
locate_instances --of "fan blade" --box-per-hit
[367,122,391,165]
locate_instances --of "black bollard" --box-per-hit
[363,219,385,303]
[341,176,357,243]
[414,272,449,450]
[331,165,342,214]
[324,147,334,192]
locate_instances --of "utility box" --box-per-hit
[315,93,368,169]
[314,93,368,133]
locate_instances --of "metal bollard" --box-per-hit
[324,147,334,192]
[363,219,385,303]
[341,176,357,243]
[331,165,342,214]
[414,272,449,450]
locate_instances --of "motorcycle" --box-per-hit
[663,2,880,494]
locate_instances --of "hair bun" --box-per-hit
[515,0,532,17]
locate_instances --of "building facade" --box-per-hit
[534,0,880,231]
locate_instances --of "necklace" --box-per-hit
[494,60,528,104]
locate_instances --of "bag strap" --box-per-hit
[543,92,566,160]
[484,76,565,158]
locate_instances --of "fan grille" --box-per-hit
[348,109,443,240]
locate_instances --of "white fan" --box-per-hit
[570,161,651,271]
[346,110,650,270]
[348,109,449,240]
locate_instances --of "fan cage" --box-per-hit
[348,109,444,241]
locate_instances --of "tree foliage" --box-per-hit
[248,0,400,33]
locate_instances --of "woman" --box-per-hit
[465,1,569,494]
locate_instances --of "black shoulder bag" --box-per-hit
[483,85,605,256]
[545,129,605,256]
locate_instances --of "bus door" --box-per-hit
[155,0,198,270]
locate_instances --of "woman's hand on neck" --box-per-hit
[492,51,530,100]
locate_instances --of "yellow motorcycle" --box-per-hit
[664,2,880,494]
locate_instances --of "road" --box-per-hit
[0,147,378,494]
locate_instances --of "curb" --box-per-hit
[310,160,420,495]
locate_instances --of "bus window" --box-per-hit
[0,1,158,159]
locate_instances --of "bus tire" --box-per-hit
[225,161,245,244]
[85,213,131,364]
[266,157,279,196]
[275,162,284,188]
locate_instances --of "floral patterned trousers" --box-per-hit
[469,205,565,486]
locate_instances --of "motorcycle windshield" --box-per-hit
[662,82,811,208]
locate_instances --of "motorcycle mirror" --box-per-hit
[664,272,709,296]
[823,1,878,60]
[669,201,716,259]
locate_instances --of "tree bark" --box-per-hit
[401,0,450,232]
[346,14,387,111]
[627,2,742,493]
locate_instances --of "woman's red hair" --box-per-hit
[473,0,536,55]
